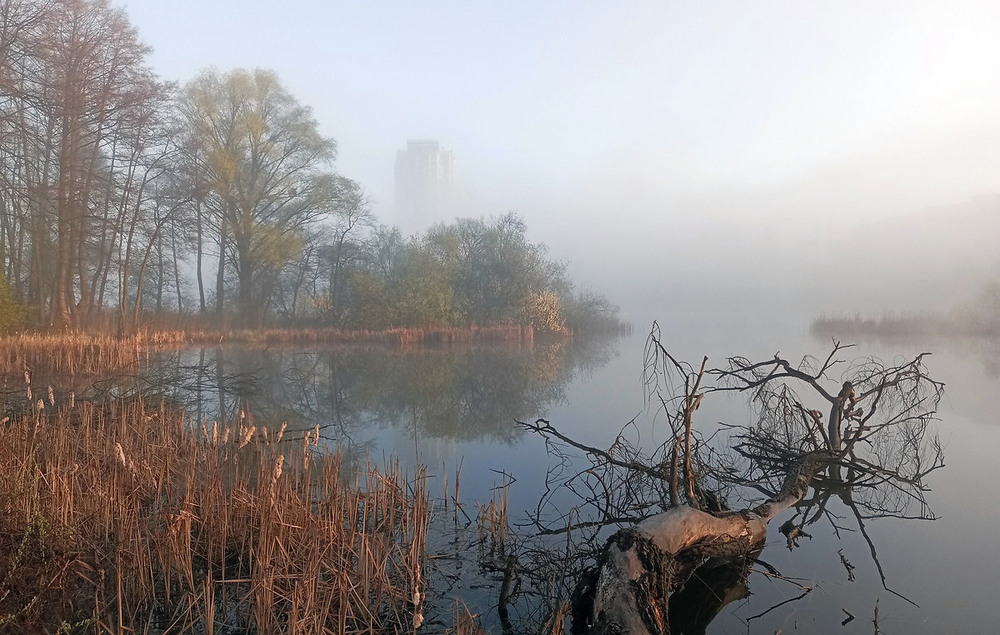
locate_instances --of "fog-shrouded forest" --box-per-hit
[0,0,621,334]
[2,0,998,335]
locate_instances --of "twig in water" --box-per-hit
[841,608,855,625]
[838,549,856,582]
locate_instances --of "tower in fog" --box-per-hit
[394,140,457,229]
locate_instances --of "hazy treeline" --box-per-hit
[811,279,1000,337]
[0,0,617,333]
[329,213,622,332]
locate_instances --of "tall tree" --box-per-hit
[177,68,339,327]
[0,0,166,329]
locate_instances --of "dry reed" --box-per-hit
[188,325,539,348]
[476,487,509,566]
[0,389,429,633]
[0,326,543,379]
[0,333,154,376]
[446,603,486,634]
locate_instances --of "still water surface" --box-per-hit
[148,312,998,633]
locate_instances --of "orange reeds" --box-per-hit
[0,326,549,377]
[0,333,150,375]
[0,389,429,632]
[189,325,540,348]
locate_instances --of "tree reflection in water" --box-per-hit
[142,337,619,447]
[501,327,945,635]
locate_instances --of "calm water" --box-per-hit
[147,313,999,633]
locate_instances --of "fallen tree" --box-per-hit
[519,324,944,634]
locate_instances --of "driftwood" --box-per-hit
[519,326,944,634]
[571,451,832,634]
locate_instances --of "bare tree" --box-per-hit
[0,0,167,329]
[325,177,373,325]
[517,324,944,634]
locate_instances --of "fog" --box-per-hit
[121,0,1000,320]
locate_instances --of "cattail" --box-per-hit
[70,392,75,408]
[238,425,255,450]
[412,591,424,629]
[313,424,321,446]
[115,442,127,468]
[211,421,219,445]
[276,422,287,443]
[273,455,284,481]
[24,370,30,385]
[221,425,231,445]
[48,386,54,407]
[36,399,43,411]
[26,385,31,401]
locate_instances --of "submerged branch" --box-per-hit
[519,332,943,634]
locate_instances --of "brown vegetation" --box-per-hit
[0,326,545,378]
[0,391,429,632]
[0,334,151,376]
[199,325,540,348]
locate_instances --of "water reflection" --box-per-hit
[143,337,620,445]
[805,331,1000,428]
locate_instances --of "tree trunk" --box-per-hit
[196,198,206,313]
[237,240,255,327]
[573,451,833,635]
[172,221,183,313]
[216,218,227,317]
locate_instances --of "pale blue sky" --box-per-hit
[118,0,1000,311]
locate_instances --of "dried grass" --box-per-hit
[188,325,538,348]
[0,389,429,633]
[0,326,541,379]
[0,333,152,376]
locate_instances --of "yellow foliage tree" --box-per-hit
[520,291,566,333]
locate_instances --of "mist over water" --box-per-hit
[117,1,1000,324]
[5,1,994,630]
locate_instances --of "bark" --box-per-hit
[573,450,833,635]
[196,198,205,313]
[216,216,226,316]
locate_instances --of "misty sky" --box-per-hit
[119,0,1000,316]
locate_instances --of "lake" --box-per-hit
[145,312,999,633]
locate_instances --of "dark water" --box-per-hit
[145,313,1000,633]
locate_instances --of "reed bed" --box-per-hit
[190,325,538,348]
[0,326,542,377]
[0,392,429,633]
[0,333,155,376]
[0,326,535,379]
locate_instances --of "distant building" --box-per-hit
[394,140,457,229]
